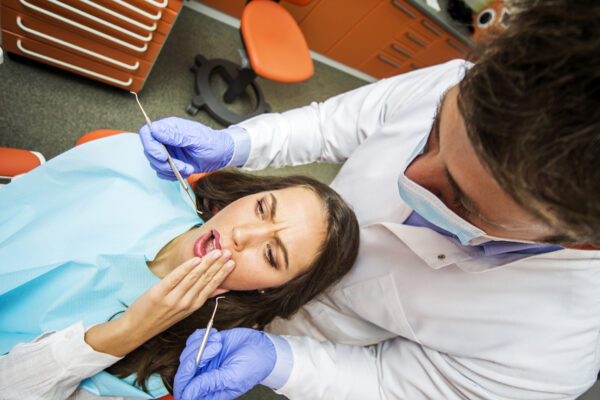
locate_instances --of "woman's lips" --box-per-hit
[193,229,222,257]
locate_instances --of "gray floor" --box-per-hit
[1,4,599,400]
[0,5,362,184]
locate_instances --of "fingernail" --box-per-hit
[211,250,222,260]
[222,249,232,260]
[224,260,235,270]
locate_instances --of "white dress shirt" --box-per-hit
[237,59,600,399]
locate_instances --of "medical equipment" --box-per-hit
[130,91,202,215]
[195,296,225,367]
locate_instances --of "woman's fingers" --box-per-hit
[175,250,232,297]
[185,259,234,308]
[159,255,207,294]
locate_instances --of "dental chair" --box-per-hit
[1,129,206,193]
[186,0,314,125]
[0,128,198,400]
[0,147,45,187]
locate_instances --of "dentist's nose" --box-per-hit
[404,153,447,198]
[232,223,274,250]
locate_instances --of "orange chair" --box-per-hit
[186,0,314,125]
[0,147,45,186]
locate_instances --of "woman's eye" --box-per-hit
[265,245,278,269]
[256,199,265,217]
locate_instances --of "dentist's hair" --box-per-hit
[457,0,600,245]
[108,170,359,392]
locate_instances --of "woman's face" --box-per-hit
[179,186,328,291]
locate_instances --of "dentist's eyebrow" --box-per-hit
[445,169,483,220]
[269,193,289,270]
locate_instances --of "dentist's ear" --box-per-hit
[209,288,229,297]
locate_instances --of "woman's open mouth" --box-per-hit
[193,229,222,257]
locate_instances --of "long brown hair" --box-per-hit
[107,170,359,392]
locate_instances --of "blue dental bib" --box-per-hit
[0,134,202,397]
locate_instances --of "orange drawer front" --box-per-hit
[327,0,419,68]
[2,6,153,76]
[3,0,166,61]
[2,29,144,91]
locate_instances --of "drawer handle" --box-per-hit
[422,20,442,36]
[410,63,420,69]
[113,0,162,21]
[17,17,140,71]
[17,39,133,86]
[392,0,417,19]
[144,0,168,9]
[47,0,153,42]
[391,44,413,58]
[406,33,427,47]
[80,0,158,31]
[378,55,400,68]
[447,39,469,55]
[19,0,148,53]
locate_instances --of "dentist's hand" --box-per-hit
[174,328,277,400]
[173,328,223,399]
[140,117,242,180]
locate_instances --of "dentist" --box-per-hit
[140,1,600,399]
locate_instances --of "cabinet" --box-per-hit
[1,0,184,92]
[199,0,471,79]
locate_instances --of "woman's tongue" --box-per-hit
[193,229,221,258]
[203,236,216,253]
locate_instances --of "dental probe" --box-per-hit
[195,296,226,367]
[130,91,202,215]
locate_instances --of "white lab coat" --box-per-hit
[238,60,600,400]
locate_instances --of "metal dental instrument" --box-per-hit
[195,296,225,367]
[130,91,202,215]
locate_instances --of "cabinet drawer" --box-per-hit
[2,29,144,91]
[299,0,380,54]
[413,36,469,68]
[359,51,415,79]
[57,0,177,36]
[327,0,419,67]
[4,0,157,42]
[54,0,176,36]
[110,0,179,24]
[411,17,444,42]
[122,0,182,14]
[4,0,164,61]
[199,0,245,19]
[2,6,152,76]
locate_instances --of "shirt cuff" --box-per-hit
[260,333,294,390]
[226,126,251,168]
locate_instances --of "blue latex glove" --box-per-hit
[139,117,235,180]
[174,328,277,400]
[173,328,224,400]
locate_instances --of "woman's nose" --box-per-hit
[231,223,274,250]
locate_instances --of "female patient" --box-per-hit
[0,134,359,399]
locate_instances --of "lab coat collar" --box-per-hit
[377,218,562,272]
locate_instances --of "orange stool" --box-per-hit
[187,0,313,125]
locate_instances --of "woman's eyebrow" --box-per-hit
[269,193,289,270]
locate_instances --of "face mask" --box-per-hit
[397,132,488,245]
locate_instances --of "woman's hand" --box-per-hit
[85,251,234,357]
